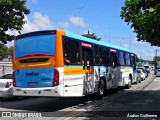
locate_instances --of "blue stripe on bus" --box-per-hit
[64,65,83,68]
[65,31,134,53]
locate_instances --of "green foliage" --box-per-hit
[7,46,13,56]
[148,61,154,65]
[155,57,160,62]
[121,0,160,46]
[0,0,30,44]
[0,43,8,58]
[82,33,101,41]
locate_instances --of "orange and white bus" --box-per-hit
[12,30,137,97]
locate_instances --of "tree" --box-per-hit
[120,0,160,46]
[82,31,101,41]
[0,43,8,59]
[7,46,13,56]
[0,0,30,44]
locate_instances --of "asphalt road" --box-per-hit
[0,71,159,120]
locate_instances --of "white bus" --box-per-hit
[12,30,137,98]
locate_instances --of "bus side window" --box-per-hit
[100,47,109,65]
[94,45,100,65]
[118,51,125,65]
[64,38,80,64]
[125,52,131,65]
[110,51,118,67]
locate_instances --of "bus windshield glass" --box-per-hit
[15,35,56,59]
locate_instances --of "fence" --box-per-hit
[0,64,12,76]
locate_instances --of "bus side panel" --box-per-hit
[63,75,84,97]
[93,67,99,93]
[63,66,98,97]
[117,66,133,86]
[63,66,84,97]
[132,69,137,83]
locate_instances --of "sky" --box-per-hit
[6,0,160,60]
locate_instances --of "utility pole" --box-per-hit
[77,6,83,35]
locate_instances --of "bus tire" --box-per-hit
[126,76,131,89]
[97,79,106,98]
[136,77,139,84]
[135,78,138,84]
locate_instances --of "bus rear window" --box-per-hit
[15,35,56,59]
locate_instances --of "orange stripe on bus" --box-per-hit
[64,68,94,75]
[13,56,55,70]
[120,68,132,71]
[120,68,132,70]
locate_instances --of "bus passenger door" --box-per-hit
[109,49,117,87]
[82,48,94,94]
[131,54,137,83]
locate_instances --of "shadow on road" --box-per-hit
[0,87,160,117]
[0,88,120,112]
[75,90,160,119]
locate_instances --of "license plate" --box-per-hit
[28,83,36,87]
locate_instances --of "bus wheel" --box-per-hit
[97,79,105,98]
[126,76,131,89]
[135,78,138,84]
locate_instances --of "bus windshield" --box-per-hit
[15,35,56,59]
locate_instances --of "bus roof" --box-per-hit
[65,31,135,54]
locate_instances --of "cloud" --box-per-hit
[6,41,14,48]
[28,0,37,4]
[135,41,145,45]
[134,38,151,46]
[5,30,19,48]
[136,50,155,60]
[23,12,54,33]
[6,12,54,47]
[69,16,88,28]
[6,30,19,36]
[58,22,69,28]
